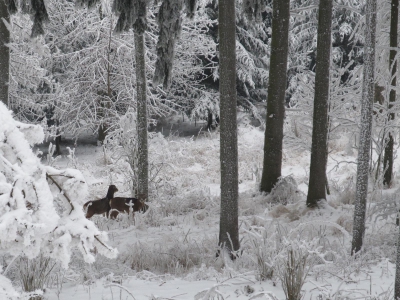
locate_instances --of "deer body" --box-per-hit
[83,185,118,218]
[109,197,145,219]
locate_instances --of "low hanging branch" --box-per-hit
[46,173,75,214]
[94,235,115,252]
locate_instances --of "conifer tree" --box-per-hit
[260,0,290,193]
[306,0,333,207]
[218,0,240,257]
[383,0,398,187]
[0,1,11,106]
[351,0,377,255]
[111,0,149,199]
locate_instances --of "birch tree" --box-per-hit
[351,0,376,255]
[260,0,290,193]
[383,0,398,187]
[306,0,333,207]
[218,0,240,256]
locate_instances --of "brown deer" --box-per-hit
[83,185,118,218]
[109,194,146,219]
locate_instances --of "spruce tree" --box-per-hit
[112,0,149,199]
[351,0,377,255]
[260,0,290,193]
[306,0,333,207]
[383,0,398,187]
[218,0,240,256]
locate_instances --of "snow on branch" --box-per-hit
[0,103,117,271]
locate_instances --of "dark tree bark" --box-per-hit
[306,0,333,207]
[112,0,149,200]
[351,0,376,255]
[135,32,148,200]
[383,0,398,187]
[0,0,10,107]
[260,0,290,193]
[207,110,213,131]
[218,0,240,256]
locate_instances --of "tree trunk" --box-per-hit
[260,0,290,193]
[135,32,148,201]
[207,110,213,130]
[218,0,240,256]
[396,224,400,299]
[98,124,107,143]
[351,0,376,255]
[0,0,10,107]
[306,0,333,207]
[383,0,398,187]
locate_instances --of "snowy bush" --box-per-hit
[0,103,117,295]
[265,175,301,205]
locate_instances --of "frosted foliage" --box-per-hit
[184,0,197,18]
[0,103,117,269]
[153,0,184,88]
[20,0,49,37]
[75,0,101,9]
[113,0,147,34]
[266,176,300,205]
[0,273,21,299]
[242,0,266,22]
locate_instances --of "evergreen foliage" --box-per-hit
[112,0,147,34]
[75,0,100,9]
[242,0,266,22]
[184,0,197,19]
[153,0,184,88]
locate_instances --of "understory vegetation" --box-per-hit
[5,114,395,300]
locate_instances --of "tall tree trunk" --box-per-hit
[135,32,148,200]
[383,0,398,187]
[306,0,333,207]
[260,0,290,193]
[218,0,239,256]
[351,0,376,255]
[0,0,10,107]
[396,224,400,298]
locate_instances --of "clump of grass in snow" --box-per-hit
[124,235,218,276]
[277,246,309,300]
[17,254,56,300]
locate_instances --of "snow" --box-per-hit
[0,103,116,295]
[2,108,400,299]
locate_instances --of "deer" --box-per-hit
[83,185,118,219]
[109,194,147,219]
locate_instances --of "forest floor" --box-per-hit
[38,112,399,300]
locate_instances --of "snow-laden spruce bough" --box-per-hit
[0,102,117,299]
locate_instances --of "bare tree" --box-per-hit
[306,0,333,207]
[260,0,290,193]
[351,0,377,255]
[218,0,240,256]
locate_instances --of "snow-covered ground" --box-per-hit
[8,112,400,300]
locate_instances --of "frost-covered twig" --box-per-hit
[94,235,115,253]
[46,173,75,214]
[103,283,136,300]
